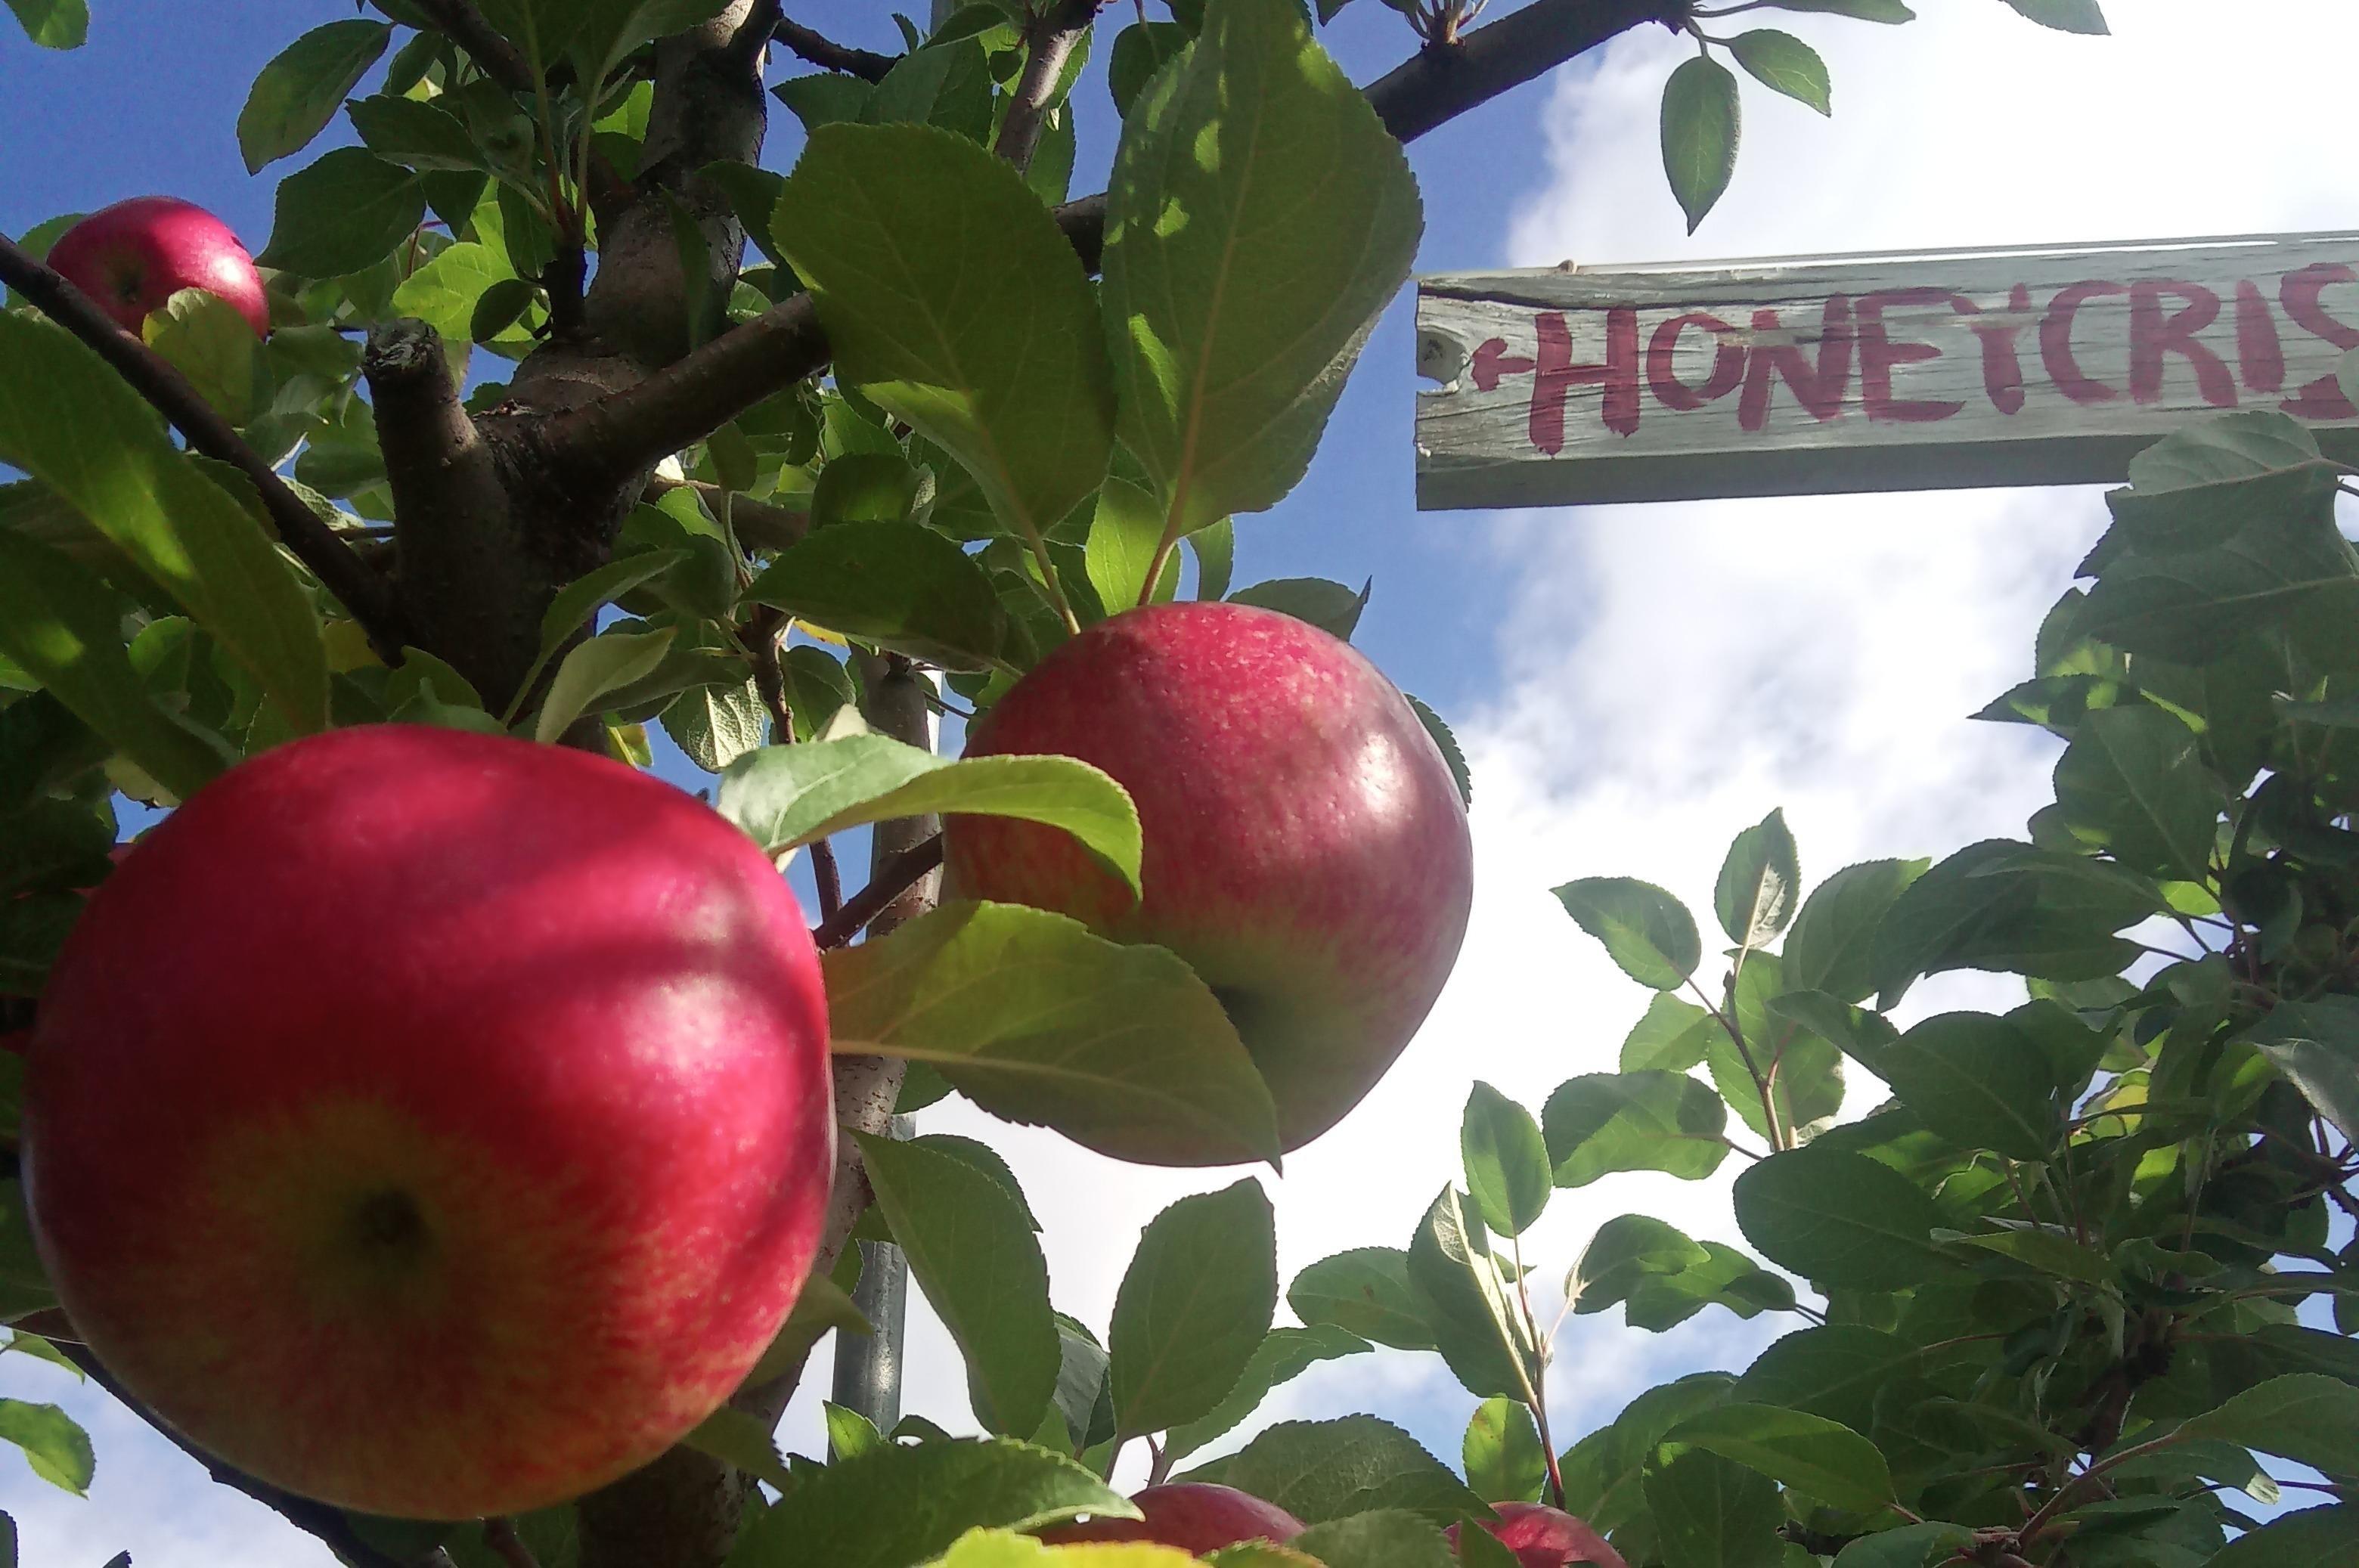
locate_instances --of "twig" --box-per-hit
[484,1518,544,1568]
[541,0,1675,475]
[995,2,1102,172]
[776,16,897,81]
[0,234,407,662]
[814,835,945,949]
[644,473,808,553]
[385,0,537,95]
[742,607,845,924]
[1509,1233,1567,1511]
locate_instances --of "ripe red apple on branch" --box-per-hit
[1450,1503,1629,1568]
[1037,1482,1307,1551]
[21,726,834,1519]
[45,196,270,339]
[945,602,1475,1152]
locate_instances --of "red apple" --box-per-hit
[23,725,833,1519]
[45,197,270,339]
[944,602,1474,1153]
[1039,1483,1307,1551]
[1449,1503,1629,1568]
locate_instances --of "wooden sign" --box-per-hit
[1414,232,2359,510]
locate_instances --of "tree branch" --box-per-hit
[383,0,536,96]
[0,234,408,662]
[994,1,1105,172]
[814,833,944,950]
[644,473,808,553]
[541,0,1675,475]
[58,1339,415,1568]
[775,16,897,82]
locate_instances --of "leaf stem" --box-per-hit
[1511,1233,1567,1510]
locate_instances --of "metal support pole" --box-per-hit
[829,1112,913,1434]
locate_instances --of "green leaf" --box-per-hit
[564,0,736,91]
[1733,1325,1924,1436]
[1464,1398,1546,1505]
[1662,1403,1895,1515]
[742,1272,872,1387]
[0,1182,54,1322]
[1828,1524,1976,1568]
[1109,1178,1278,1439]
[258,147,424,277]
[389,240,517,344]
[1287,1249,1435,1352]
[346,93,486,172]
[1782,860,1925,1004]
[773,124,1113,552]
[143,289,262,423]
[1228,578,1370,642]
[1729,30,1831,114]
[1642,1446,1784,1568]
[2199,1507,2359,1568]
[1553,879,1702,991]
[0,1400,91,1495]
[3,0,85,48]
[2181,1374,2359,1476]
[1869,1012,2058,1161]
[2240,996,2359,1142]
[1406,1186,1534,1402]
[1189,1416,1486,1526]
[532,627,675,744]
[1733,1149,1946,1291]
[742,521,1008,671]
[1624,1241,1793,1333]
[826,901,1282,1167]
[1189,518,1235,601]
[1621,993,1716,1073]
[1291,1511,1455,1568]
[1870,840,2159,1005]
[1542,1071,1728,1188]
[864,37,994,139]
[1558,1374,1736,1535]
[541,551,691,656]
[1406,696,1471,809]
[728,1438,1135,1568]
[1108,20,1189,118]
[814,452,924,531]
[1941,1226,2116,1288]
[1660,57,1741,234]
[678,1405,795,1491]
[779,646,857,742]
[0,534,228,802]
[2107,412,2336,553]
[1102,0,1421,541]
[857,1133,1059,1436]
[2051,707,2221,883]
[238,20,392,173]
[2001,0,2107,34]
[1460,1083,1551,1238]
[1716,808,1800,949]
[0,315,328,734]
[1163,1325,1371,1467]
[1568,1214,1710,1316]
[718,734,1140,894]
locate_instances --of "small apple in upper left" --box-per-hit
[45,196,270,339]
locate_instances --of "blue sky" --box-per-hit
[6,2,2359,1563]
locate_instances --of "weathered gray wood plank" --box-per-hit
[1415,232,2359,510]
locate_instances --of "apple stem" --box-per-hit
[483,1517,544,1568]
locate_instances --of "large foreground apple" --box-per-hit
[1038,1483,1306,1551]
[1450,1503,1629,1568]
[23,726,833,1519]
[944,601,1474,1152]
[45,196,270,339]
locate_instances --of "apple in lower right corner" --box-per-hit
[45,197,270,339]
[944,601,1474,1155]
[1038,1483,1307,1553]
[1451,1503,1629,1568]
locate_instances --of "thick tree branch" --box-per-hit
[0,234,407,661]
[995,1,1105,172]
[542,0,1677,475]
[774,17,897,82]
[1365,0,1691,142]
[814,834,944,950]
[382,0,536,96]
[59,1340,415,1568]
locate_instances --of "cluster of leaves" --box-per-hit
[1260,409,2359,1566]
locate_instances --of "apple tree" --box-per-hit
[0,0,2190,1566]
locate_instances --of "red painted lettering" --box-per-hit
[2281,264,2359,420]
[1646,312,1744,412]
[2235,279,2286,394]
[2041,281,2128,404]
[1471,338,1535,392]
[1965,284,2032,416]
[1530,308,1641,451]
[1737,296,1855,434]
[1858,290,1964,423]
[2128,281,2235,407]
